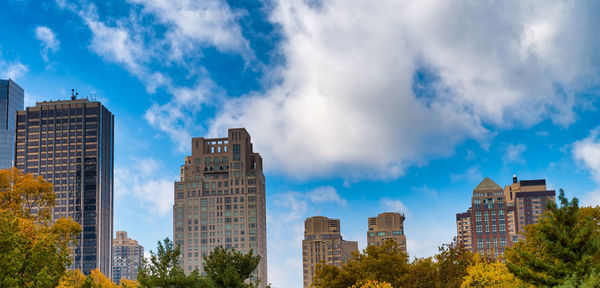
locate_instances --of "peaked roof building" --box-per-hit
[456,176,555,257]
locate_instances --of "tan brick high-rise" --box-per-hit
[503,175,555,243]
[302,216,357,288]
[173,128,267,286]
[367,212,407,252]
[112,231,143,284]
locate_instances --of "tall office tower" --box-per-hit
[173,128,267,286]
[456,177,511,257]
[0,79,24,169]
[456,209,472,251]
[15,98,114,276]
[367,212,407,252]
[112,231,144,284]
[302,216,358,288]
[503,175,555,243]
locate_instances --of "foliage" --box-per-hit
[404,257,437,288]
[434,239,474,288]
[58,269,140,288]
[312,239,409,288]
[461,255,529,288]
[312,238,474,288]
[137,238,211,288]
[118,279,140,288]
[505,190,600,287]
[0,167,55,221]
[0,168,81,288]
[350,280,394,288]
[203,246,262,288]
[58,270,87,288]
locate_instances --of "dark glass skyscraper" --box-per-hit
[15,98,114,277]
[0,79,24,169]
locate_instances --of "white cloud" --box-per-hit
[306,185,346,205]
[0,50,28,80]
[450,165,483,182]
[573,127,600,207]
[114,158,176,216]
[34,26,60,62]
[503,143,527,164]
[208,0,600,181]
[573,127,600,182]
[128,0,252,61]
[380,198,409,215]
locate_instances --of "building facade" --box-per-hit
[302,216,358,288]
[0,79,24,169]
[503,175,555,243]
[112,231,144,284]
[173,128,267,286]
[367,212,407,252]
[456,176,555,257]
[455,209,472,251]
[15,98,114,276]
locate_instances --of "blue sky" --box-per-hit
[2,0,600,286]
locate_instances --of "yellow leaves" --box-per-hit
[0,167,54,222]
[351,280,394,288]
[461,255,529,288]
[57,270,86,288]
[87,268,117,288]
[117,278,139,288]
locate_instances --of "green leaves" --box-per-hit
[0,168,81,288]
[505,189,600,287]
[203,246,261,288]
[137,239,262,288]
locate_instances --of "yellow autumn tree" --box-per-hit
[351,280,394,288]
[461,255,529,288]
[0,168,81,288]
[57,269,138,288]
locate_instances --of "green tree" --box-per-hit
[0,168,81,288]
[312,239,409,288]
[433,238,474,288]
[203,246,262,288]
[137,238,210,288]
[505,189,600,287]
[405,257,437,288]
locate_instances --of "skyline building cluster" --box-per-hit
[0,78,566,286]
[302,212,406,288]
[456,175,555,256]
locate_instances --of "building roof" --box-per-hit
[474,177,502,191]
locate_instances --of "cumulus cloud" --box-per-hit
[128,0,252,61]
[208,0,600,180]
[114,158,176,216]
[573,127,600,207]
[573,127,600,182]
[34,26,60,62]
[61,0,600,181]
